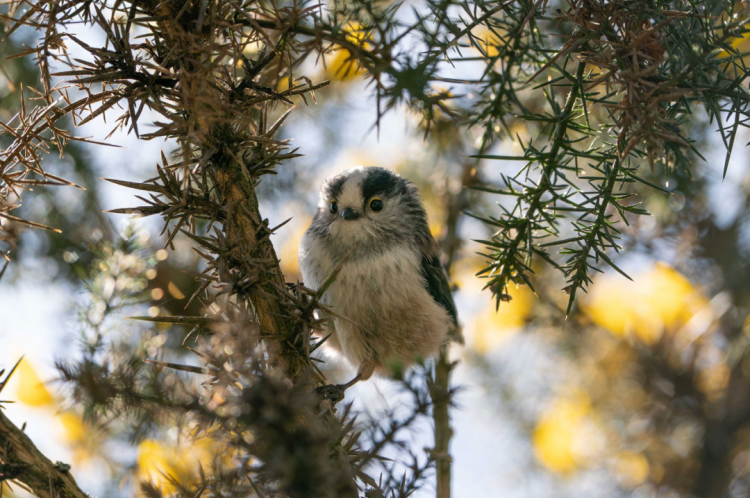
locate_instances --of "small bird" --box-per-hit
[299,166,462,399]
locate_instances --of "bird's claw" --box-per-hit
[316,383,346,404]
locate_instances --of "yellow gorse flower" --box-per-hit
[612,451,650,488]
[582,263,705,344]
[137,436,231,495]
[532,392,602,473]
[326,22,372,81]
[15,358,54,407]
[468,285,533,353]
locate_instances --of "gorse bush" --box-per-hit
[0,0,749,497]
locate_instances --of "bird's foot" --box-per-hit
[316,383,347,404]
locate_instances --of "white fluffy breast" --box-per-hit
[299,236,450,373]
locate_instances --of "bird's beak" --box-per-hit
[341,208,360,221]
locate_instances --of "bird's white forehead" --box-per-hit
[332,167,368,208]
[339,171,366,206]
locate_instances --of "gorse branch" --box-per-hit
[0,362,87,498]
[475,61,587,309]
[469,0,750,311]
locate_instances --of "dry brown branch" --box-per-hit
[0,410,88,498]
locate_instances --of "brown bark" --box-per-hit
[0,410,88,498]
[213,162,307,381]
[142,0,308,384]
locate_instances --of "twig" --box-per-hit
[0,410,88,498]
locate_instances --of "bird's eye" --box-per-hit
[330,201,338,214]
[369,198,383,212]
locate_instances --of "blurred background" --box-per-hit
[2,12,750,498]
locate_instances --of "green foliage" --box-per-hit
[457,0,750,312]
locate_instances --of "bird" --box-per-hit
[298,166,462,401]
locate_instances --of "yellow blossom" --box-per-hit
[471,27,504,58]
[612,451,650,487]
[582,263,706,344]
[468,284,533,353]
[60,412,86,443]
[718,23,750,63]
[326,22,371,81]
[58,411,104,464]
[137,437,229,494]
[15,358,54,407]
[532,392,601,473]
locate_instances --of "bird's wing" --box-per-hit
[420,254,464,344]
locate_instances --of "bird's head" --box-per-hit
[309,166,431,254]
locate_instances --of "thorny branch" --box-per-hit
[469,1,750,312]
[0,362,87,498]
